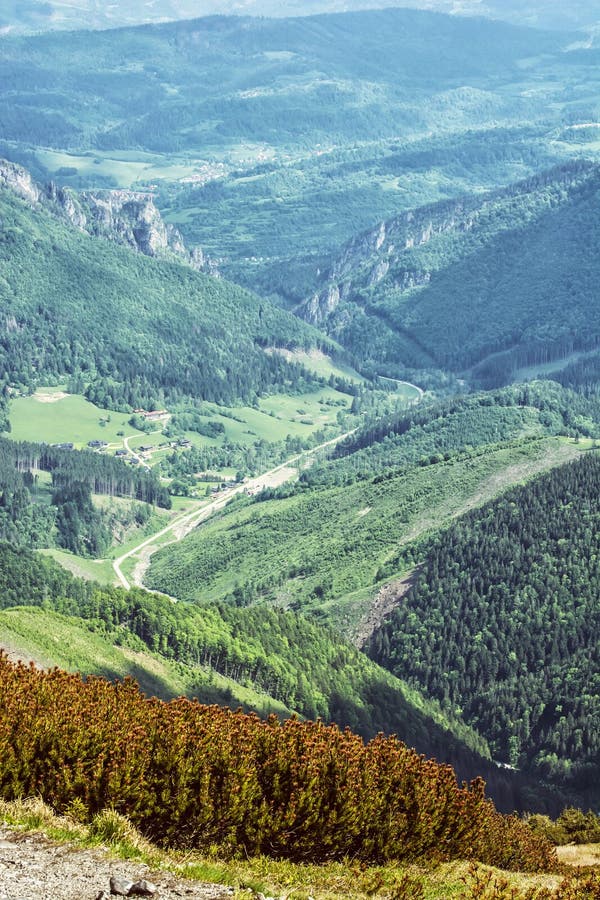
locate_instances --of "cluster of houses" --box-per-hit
[55,415,198,468]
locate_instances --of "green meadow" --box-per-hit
[264,348,365,384]
[9,389,134,448]
[34,148,223,190]
[8,386,353,455]
[38,549,117,585]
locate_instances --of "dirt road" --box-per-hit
[113,429,355,591]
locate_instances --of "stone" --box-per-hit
[110,875,135,896]
[129,880,158,896]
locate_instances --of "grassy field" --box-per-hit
[0,607,291,715]
[556,844,600,867]
[0,606,194,697]
[7,387,354,454]
[266,348,365,383]
[375,376,424,403]
[38,549,117,585]
[34,148,227,190]
[9,389,135,448]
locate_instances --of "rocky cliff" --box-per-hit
[297,159,595,327]
[297,195,479,325]
[0,159,217,274]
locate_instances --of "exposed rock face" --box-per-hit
[296,200,477,325]
[296,159,596,328]
[0,159,41,205]
[0,158,217,274]
[297,196,477,325]
[78,191,178,258]
[302,284,341,326]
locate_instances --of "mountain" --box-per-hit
[367,452,600,803]
[0,9,569,155]
[145,382,594,624]
[2,8,596,293]
[0,158,216,271]
[2,0,598,34]
[141,381,600,810]
[0,158,328,406]
[295,162,600,386]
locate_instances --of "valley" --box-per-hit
[0,3,600,896]
[113,424,359,590]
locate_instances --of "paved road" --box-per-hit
[112,429,355,591]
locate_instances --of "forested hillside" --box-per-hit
[314,381,600,484]
[2,7,596,292]
[0,544,510,796]
[0,170,327,406]
[368,453,600,800]
[147,383,588,620]
[0,437,169,555]
[2,0,598,34]
[297,162,600,385]
[0,10,567,154]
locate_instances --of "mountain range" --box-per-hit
[0,5,599,871]
[2,0,599,34]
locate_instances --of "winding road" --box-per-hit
[112,428,356,591]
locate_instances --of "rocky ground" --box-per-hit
[0,828,232,900]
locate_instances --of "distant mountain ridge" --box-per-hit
[0,9,572,158]
[1,0,598,34]
[295,160,600,385]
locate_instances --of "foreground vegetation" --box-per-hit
[3,798,599,900]
[0,544,492,767]
[0,653,555,870]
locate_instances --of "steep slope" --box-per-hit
[368,452,600,801]
[0,542,511,799]
[0,159,327,405]
[147,383,594,622]
[146,438,580,623]
[0,606,292,716]
[297,162,600,385]
[0,158,214,270]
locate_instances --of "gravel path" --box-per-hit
[0,828,232,900]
